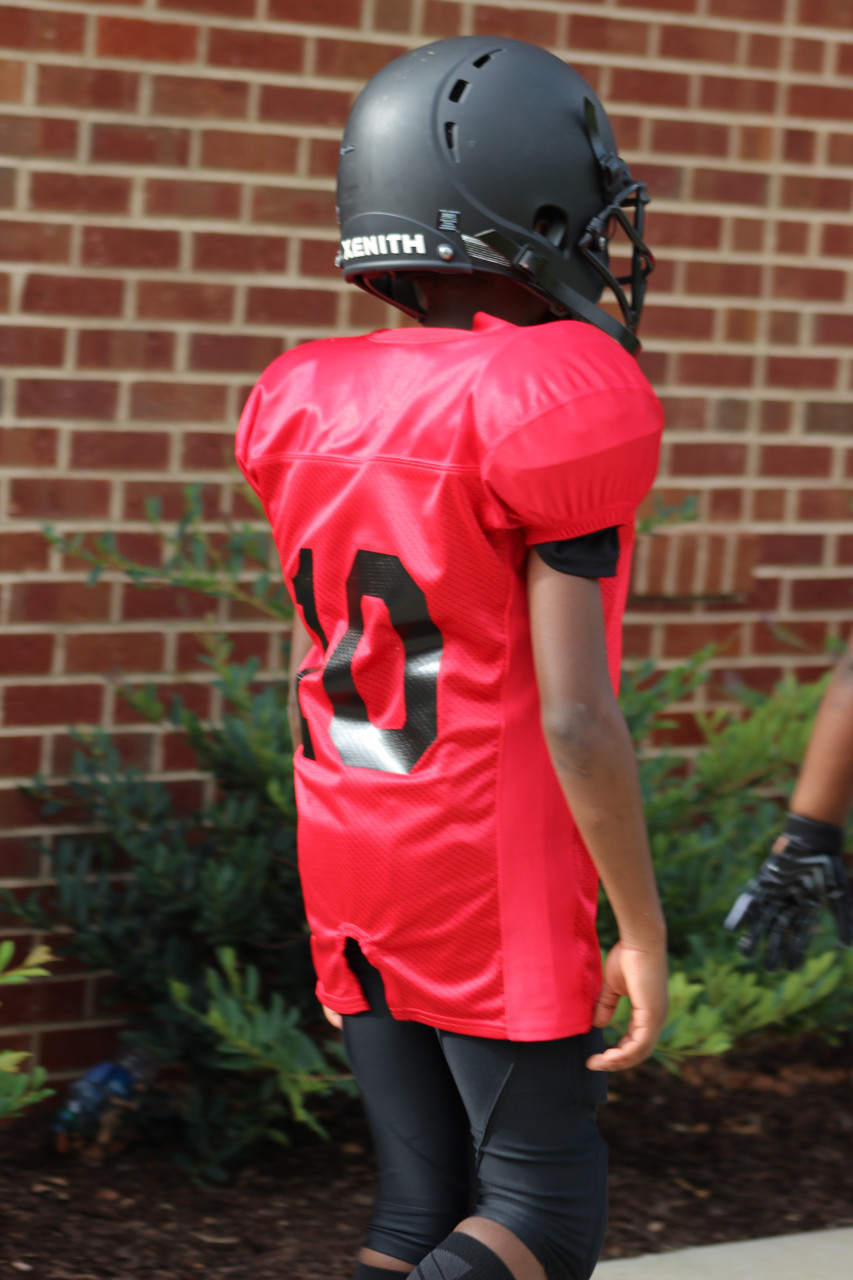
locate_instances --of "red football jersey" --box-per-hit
[236,313,663,1039]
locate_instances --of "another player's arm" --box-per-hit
[527,552,667,1071]
[725,628,853,967]
[287,611,313,753]
[789,628,853,826]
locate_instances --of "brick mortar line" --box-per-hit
[5,275,841,295]
[2,371,308,385]
[8,212,853,236]
[11,81,853,114]
[5,324,853,341]
[6,51,850,88]
[633,480,853,491]
[0,622,287,634]
[11,0,853,45]
[0,255,338,275]
[0,1014,124,1035]
[9,109,853,138]
[2,302,848,318]
[0,763,211,780]
[646,326,853,337]
[0,670,281,680]
[5,262,847,284]
[0,663,280,679]
[622,647,834,660]
[653,383,852,394]
[3,221,845,248]
[0,471,845,488]
[5,347,853,367]
[0,640,286,654]
[0,520,269,531]
[7,0,826,33]
[0,580,826,596]
[0,647,836,688]
[10,51,853,92]
[2,213,340,230]
[2,317,845,334]
[81,1,96,61]
[2,365,852,391]
[4,110,351,141]
[9,360,853,388]
[656,433,849,444]
[8,9,420,42]
[1,254,342,276]
[0,584,833,602]
[14,150,853,179]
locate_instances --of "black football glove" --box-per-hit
[724,813,853,970]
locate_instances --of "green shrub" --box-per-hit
[3,639,347,1180]
[3,495,348,1178]
[170,946,353,1137]
[3,489,850,1170]
[0,943,55,1120]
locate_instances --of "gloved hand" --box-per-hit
[724,813,853,970]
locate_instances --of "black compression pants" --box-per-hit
[341,944,608,1280]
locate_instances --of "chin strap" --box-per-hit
[478,99,654,356]
[475,227,641,355]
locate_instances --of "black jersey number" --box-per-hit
[292,548,443,775]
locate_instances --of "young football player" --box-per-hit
[726,628,853,970]
[237,36,667,1280]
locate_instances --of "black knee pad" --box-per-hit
[413,1232,515,1280]
[355,1265,413,1280]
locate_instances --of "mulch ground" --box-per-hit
[1,1037,851,1279]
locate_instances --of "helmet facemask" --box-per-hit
[576,99,654,338]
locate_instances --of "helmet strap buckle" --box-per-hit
[513,245,547,277]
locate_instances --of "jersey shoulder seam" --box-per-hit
[247,449,482,476]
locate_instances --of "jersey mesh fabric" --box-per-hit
[236,313,663,1040]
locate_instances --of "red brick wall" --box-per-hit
[2,0,852,1068]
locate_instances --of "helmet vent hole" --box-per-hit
[444,120,459,161]
[473,50,501,68]
[449,78,469,103]
[534,205,569,251]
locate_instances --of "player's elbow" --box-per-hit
[540,696,618,779]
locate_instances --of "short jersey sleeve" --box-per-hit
[481,384,663,545]
[234,380,265,502]
[535,527,620,578]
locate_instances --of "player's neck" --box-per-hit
[416,274,550,329]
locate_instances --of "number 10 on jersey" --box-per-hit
[292,548,443,775]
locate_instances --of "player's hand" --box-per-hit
[724,813,853,971]
[321,1004,343,1029]
[586,940,668,1071]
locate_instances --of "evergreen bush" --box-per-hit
[0,943,55,1120]
[3,639,344,1180]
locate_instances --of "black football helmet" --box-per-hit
[336,36,654,353]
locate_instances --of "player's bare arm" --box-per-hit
[790,628,853,826]
[527,553,667,1071]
